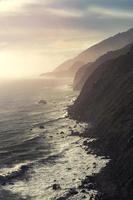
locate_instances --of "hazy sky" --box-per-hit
[0,0,133,78]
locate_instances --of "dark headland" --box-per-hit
[68,46,133,200]
[41,28,133,83]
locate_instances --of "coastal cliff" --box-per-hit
[69,46,133,199]
[73,43,133,90]
[41,28,133,79]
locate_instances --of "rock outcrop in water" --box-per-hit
[69,46,133,199]
[38,100,47,105]
[41,28,133,79]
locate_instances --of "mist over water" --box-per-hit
[0,79,107,200]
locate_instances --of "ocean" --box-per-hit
[0,79,107,200]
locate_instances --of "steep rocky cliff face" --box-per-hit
[70,47,133,199]
[73,43,133,90]
[73,63,93,90]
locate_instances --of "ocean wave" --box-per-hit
[0,151,64,186]
[33,116,67,128]
[0,135,44,151]
[0,133,50,169]
[0,163,32,185]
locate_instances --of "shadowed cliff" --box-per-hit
[73,43,133,90]
[69,46,133,199]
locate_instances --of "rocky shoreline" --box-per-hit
[52,128,114,200]
[59,120,131,200]
[81,131,120,200]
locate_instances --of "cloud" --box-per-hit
[47,0,133,11]
[89,6,133,19]
[0,0,132,31]
[0,0,132,77]
[44,8,83,18]
[0,0,132,53]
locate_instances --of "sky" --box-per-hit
[0,0,133,79]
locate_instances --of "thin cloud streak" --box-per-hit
[89,6,133,19]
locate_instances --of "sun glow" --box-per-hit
[0,0,132,79]
[0,50,43,79]
[0,0,33,12]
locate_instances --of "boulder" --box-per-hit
[38,100,47,105]
[69,188,78,195]
[39,125,45,129]
[52,183,61,190]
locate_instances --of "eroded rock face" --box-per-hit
[73,43,132,91]
[70,46,133,199]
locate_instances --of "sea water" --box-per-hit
[0,79,107,200]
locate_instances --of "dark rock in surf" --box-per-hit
[67,167,72,171]
[70,130,80,136]
[69,188,78,195]
[81,189,87,193]
[39,125,45,129]
[52,184,61,190]
[86,183,94,190]
[82,195,87,199]
[93,162,97,168]
[81,178,90,185]
[0,176,6,185]
[38,100,47,105]
[83,140,88,146]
